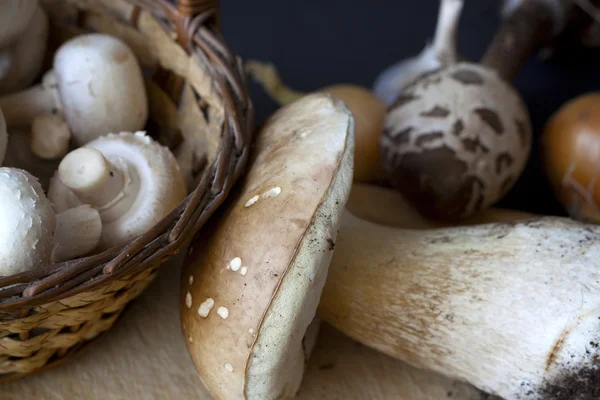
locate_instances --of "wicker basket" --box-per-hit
[0,0,253,380]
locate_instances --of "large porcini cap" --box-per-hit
[180,92,354,400]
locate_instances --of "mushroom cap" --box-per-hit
[0,107,7,165]
[381,62,532,219]
[0,168,55,276]
[0,5,48,95]
[0,0,37,48]
[180,93,354,400]
[53,33,148,146]
[48,131,186,250]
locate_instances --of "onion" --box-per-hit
[541,92,600,222]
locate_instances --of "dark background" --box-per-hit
[219,0,600,216]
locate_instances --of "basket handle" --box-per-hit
[175,0,219,17]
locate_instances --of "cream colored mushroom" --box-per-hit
[318,208,600,399]
[0,5,48,95]
[0,0,37,48]
[48,131,186,250]
[180,93,354,400]
[0,33,148,159]
[0,168,101,276]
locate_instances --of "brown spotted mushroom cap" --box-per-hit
[380,62,532,219]
[180,93,354,400]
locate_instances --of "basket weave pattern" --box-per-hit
[0,0,253,379]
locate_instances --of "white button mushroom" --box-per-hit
[372,0,464,105]
[0,5,49,95]
[0,168,102,276]
[0,0,38,48]
[181,93,354,400]
[0,33,148,159]
[0,106,7,165]
[48,131,187,250]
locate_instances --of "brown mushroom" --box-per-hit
[380,0,567,220]
[180,93,354,400]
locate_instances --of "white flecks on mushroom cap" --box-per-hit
[224,363,234,372]
[381,62,532,218]
[198,298,215,318]
[0,5,49,95]
[244,195,260,207]
[52,33,148,146]
[244,186,282,208]
[262,186,281,198]
[48,131,187,250]
[185,292,192,309]
[217,307,229,319]
[0,168,56,276]
[0,0,37,48]
[0,107,7,165]
[229,257,242,271]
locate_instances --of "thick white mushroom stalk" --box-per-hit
[318,212,600,399]
[372,0,464,105]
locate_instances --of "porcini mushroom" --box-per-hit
[318,210,600,399]
[246,61,388,183]
[48,131,187,250]
[380,0,568,220]
[180,93,354,400]
[0,168,101,276]
[0,107,7,165]
[0,5,48,95]
[0,33,148,159]
[0,0,37,48]
[372,0,464,105]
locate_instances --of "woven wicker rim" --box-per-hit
[0,0,254,314]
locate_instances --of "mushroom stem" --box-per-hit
[432,0,463,63]
[57,147,133,212]
[52,205,102,263]
[481,0,561,80]
[0,78,58,126]
[318,211,600,399]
